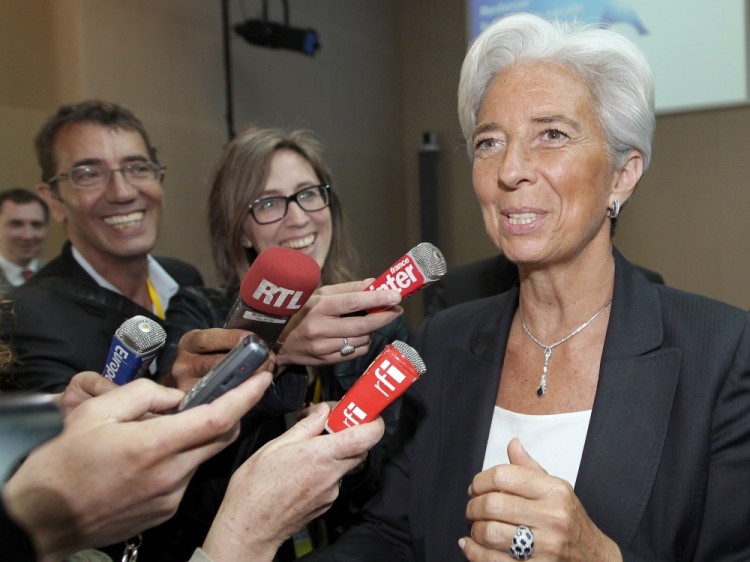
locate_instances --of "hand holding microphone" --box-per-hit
[274,279,405,368]
[102,315,167,385]
[224,246,321,347]
[365,242,447,313]
[271,243,443,367]
[326,340,426,433]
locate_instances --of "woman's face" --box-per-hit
[242,148,332,270]
[471,61,637,269]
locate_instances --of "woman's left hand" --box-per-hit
[461,438,622,562]
[275,279,403,368]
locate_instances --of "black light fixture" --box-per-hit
[234,0,320,56]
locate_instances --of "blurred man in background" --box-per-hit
[0,188,49,296]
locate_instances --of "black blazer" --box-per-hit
[306,251,750,561]
[0,241,203,393]
[427,253,664,315]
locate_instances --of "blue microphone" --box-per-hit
[102,316,167,385]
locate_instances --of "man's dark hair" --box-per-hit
[34,100,160,183]
[0,188,49,223]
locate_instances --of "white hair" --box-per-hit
[457,12,655,170]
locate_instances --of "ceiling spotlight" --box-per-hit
[234,19,320,56]
[234,0,320,56]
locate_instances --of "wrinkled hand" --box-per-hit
[166,328,273,392]
[202,403,385,562]
[3,372,272,562]
[276,280,403,368]
[460,438,622,562]
[53,371,118,417]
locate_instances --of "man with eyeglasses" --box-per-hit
[0,100,204,395]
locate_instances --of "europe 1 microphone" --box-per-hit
[325,340,426,433]
[365,242,447,312]
[102,315,167,385]
[224,246,321,346]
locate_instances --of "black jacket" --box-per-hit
[427,253,664,316]
[304,251,750,561]
[0,241,203,393]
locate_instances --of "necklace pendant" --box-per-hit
[520,297,612,399]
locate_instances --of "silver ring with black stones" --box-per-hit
[509,524,534,560]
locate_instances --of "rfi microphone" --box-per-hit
[224,246,321,346]
[103,315,167,385]
[325,340,426,433]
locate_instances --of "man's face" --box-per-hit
[0,200,48,266]
[38,123,163,271]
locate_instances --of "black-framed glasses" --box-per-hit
[46,161,164,190]
[248,184,331,224]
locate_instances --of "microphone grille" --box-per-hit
[116,315,167,354]
[391,340,426,376]
[411,242,447,280]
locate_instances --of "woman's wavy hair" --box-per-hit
[457,12,655,172]
[208,126,357,290]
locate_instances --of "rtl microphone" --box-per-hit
[224,246,321,346]
[325,340,426,433]
[365,242,447,312]
[103,315,167,385]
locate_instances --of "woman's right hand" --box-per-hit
[275,279,403,367]
[461,439,623,562]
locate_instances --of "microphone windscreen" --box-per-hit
[240,246,321,316]
[116,315,166,354]
[410,242,447,281]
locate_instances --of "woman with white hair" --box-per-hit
[302,12,750,562]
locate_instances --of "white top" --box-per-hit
[71,245,179,314]
[483,406,592,488]
[0,254,41,287]
[72,246,180,375]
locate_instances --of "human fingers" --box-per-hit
[66,378,185,425]
[507,437,548,474]
[466,479,529,530]
[466,512,528,552]
[330,285,402,315]
[469,461,550,500]
[159,370,274,458]
[178,328,251,355]
[56,371,119,416]
[315,279,376,296]
[466,490,620,561]
[459,535,513,562]
[169,328,252,391]
[297,401,337,421]
[303,281,401,315]
[280,305,402,365]
[326,416,386,460]
[273,402,330,444]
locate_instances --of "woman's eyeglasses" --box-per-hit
[248,184,331,224]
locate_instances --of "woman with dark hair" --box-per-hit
[162,126,411,559]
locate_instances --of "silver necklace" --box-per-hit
[520,298,612,397]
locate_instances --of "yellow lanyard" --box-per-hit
[146,278,165,320]
[311,374,322,404]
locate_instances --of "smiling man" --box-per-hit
[1,100,203,393]
[0,188,49,296]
